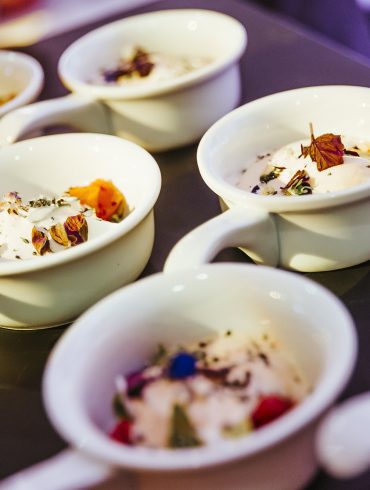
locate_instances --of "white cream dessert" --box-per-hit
[100,46,211,86]
[110,330,309,448]
[236,136,370,196]
[0,192,111,261]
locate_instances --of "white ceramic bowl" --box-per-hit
[0,264,357,489]
[0,133,161,329]
[165,85,370,273]
[0,50,43,117]
[0,10,247,151]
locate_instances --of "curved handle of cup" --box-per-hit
[0,94,111,146]
[164,206,279,273]
[315,392,370,479]
[0,448,114,490]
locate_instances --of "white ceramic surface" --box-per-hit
[0,50,44,117]
[0,133,161,329]
[0,263,357,489]
[316,392,370,478]
[0,9,247,151]
[164,85,370,273]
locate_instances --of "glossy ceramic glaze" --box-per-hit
[0,133,161,328]
[0,264,357,489]
[0,10,247,151]
[165,85,370,272]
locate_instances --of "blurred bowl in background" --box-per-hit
[0,50,43,117]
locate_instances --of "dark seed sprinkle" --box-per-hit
[258,352,270,366]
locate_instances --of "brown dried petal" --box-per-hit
[299,123,344,172]
[50,223,70,247]
[64,215,88,245]
[32,227,50,256]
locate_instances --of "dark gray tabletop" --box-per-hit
[0,0,369,488]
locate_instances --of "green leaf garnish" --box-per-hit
[168,404,202,448]
[112,393,131,420]
[260,166,285,184]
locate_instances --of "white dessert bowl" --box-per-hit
[0,263,357,489]
[164,85,370,273]
[0,50,44,117]
[0,9,247,152]
[0,132,161,329]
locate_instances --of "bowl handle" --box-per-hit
[316,392,370,479]
[164,206,279,273]
[0,94,110,146]
[0,448,115,490]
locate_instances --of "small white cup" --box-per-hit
[165,85,370,273]
[0,10,247,152]
[0,50,43,117]
[0,133,161,329]
[0,263,357,489]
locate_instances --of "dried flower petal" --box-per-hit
[103,47,154,82]
[32,227,50,255]
[50,223,70,247]
[64,215,88,245]
[281,169,312,196]
[299,123,344,172]
[68,179,127,222]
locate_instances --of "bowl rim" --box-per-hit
[197,84,370,213]
[58,9,247,100]
[0,50,44,117]
[42,263,358,471]
[0,132,161,276]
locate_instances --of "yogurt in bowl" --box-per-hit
[0,133,161,329]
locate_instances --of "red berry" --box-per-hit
[110,419,132,444]
[252,395,294,428]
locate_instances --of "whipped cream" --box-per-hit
[111,330,309,448]
[235,137,370,196]
[0,192,111,261]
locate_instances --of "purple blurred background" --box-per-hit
[250,0,370,60]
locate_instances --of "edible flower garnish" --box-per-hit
[281,169,312,196]
[68,179,127,222]
[299,123,345,171]
[168,352,197,379]
[109,330,308,449]
[103,47,154,82]
[31,228,50,256]
[251,395,294,428]
[64,215,88,245]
